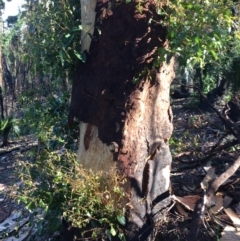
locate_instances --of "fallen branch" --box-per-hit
[173,151,192,158]
[205,132,230,154]
[204,139,239,156]
[208,156,240,197]
[172,139,239,172]
[0,142,38,156]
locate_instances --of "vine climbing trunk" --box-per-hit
[69,1,175,240]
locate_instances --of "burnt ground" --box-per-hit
[156,93,240,241]
[1,95,240,241]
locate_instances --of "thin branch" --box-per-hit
[208,156,240,196]
[172,139,239,172]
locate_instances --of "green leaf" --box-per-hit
[23,54,29,63]
[118,233,126,241]
[74,50,86,63]
[194,37,200,44]
[210,49,218,60]
[117,215,126,226]
[73,25,83,31]
[157,9,167,16]
[110,225,117,236]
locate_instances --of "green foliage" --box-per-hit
[63,165,127,240]
[129,0,240,91]
[2,17,24,55]
[0,116,19,144]
[198,36,240,94]
[19,89,78,150]
[16,149,127,240]
[0,117,14,132]
[158,0,238,69]
[22,0,83,80]
[16,71,127,239]
[169,136,184,155]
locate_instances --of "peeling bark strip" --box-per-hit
[69,1,175,240]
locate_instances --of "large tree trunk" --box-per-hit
[69,1,175,240]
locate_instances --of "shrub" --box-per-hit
[15,149,127,240]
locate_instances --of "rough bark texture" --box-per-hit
[69,1,175,240]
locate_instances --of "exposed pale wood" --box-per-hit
[224,208,240,231]
[221,226,240,241]
[80,0,97,53]
[77,122,114,172]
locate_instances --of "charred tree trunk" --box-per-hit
[69,1,175,240]
[3,55,16,102]
[2,126,10,147]
[196,67,204,104]
[0,43,4,119]
[199,63,230,111]
[0,87,4,119]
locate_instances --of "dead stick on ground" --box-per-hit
[173,151,192,159]
[187,156,240,241]
[208,156,240,196]
[204,139,239,156]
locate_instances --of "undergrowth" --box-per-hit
[13,87,128,240]
[15,149,127,240]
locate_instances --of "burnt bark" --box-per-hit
[2,127,10,147]
[2,54,16,101]
[0,87,4,119]
[68,1,175,240]
[0,44,4,119]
